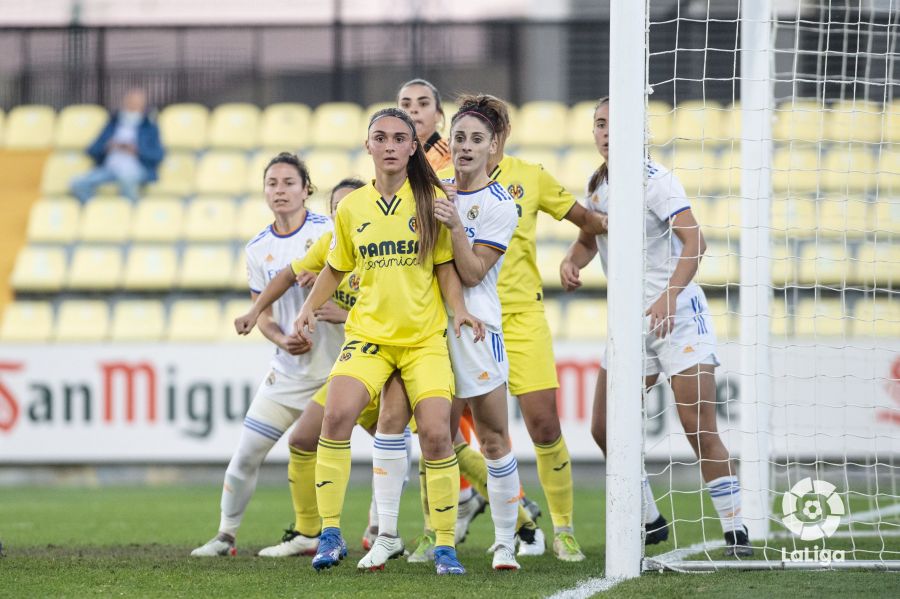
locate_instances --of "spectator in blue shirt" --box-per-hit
[70,88,164,203]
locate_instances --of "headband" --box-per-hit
[368,112,417,138]
[452,110,496,135]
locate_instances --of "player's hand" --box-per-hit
[296,269,317,287]
[442,183,458,203]
[646,291,678,338]
[434,196,462,232]
[278,333,312,355]
[314,300,348,324]
[453,311,486,343]
[584,211,609,235]
[234,310,259,335]
[293,304,317,343]
[559,259,582,292]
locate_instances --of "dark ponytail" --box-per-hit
[587,96,609,195]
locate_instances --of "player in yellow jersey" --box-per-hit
[398,78,451,172]
[295,108,483,575]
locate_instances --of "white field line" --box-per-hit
[545,577,625,599]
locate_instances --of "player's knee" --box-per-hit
[478,431,509,460]
[417,426,452,460]
[698,432,726,458]
[527,415,561,445]
[288,430,317,453]
[320,409,354,439]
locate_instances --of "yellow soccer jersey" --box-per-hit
[291,231,359,312]
[327,179,453,346]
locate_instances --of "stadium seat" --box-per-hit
[705,298,733,341]
[794,298,848,338]
[359,102,396,140]
[580,259,607,290]
[873,198,900,237]
[815,195,870,240]
[195,150,248,196]
[769,296,789,337]
[131,196,185,242]
[55,300,110,342]
[0,108,5,142]
[303,150,353,193]
[110,300,166,341]
[854,243,899,290]
[0,301,54,342]
[512,149,561,177]
[648,101,674,147]
[773,100,826,142]
[537,244,567,289]
[78,196,133,242]
[4,105,56,149]
[825,100,884,143]
[515,101,569,149]
[542,298,563,338]
[564,299,607,340]
[67,245,123,290]
[26,197,81,243]
[772,145,824,193]
[167,299,222,341]
[875,148,900,197]
[821,145,877,193]
[184,196,238,241]
[310,102,364,150]
[221,298,264,341]
[853,297,900,338]
[694,196,738,240]
[535,212,572,242]
[669,147,725,197]
[260,103,312,151]
[771,195,817,239]
[245,151,272,194]
[558,148,601,194]
[10,246,67,292]
[158,103,209,151]
[886,100,900,143]
[41,152,94,196]
[232,251,250,290]
[770,243,798,287]
[797,242,852,287]
[566,101,599,147]
[236,196,275,241]
[351,150,376,184]
[721,102,742,145]
[717,146,742,193]
[178,244,234,289]
[697,241,738,287]
[208,103,260,150]
[54,104,108,149]
[672,100,725,144]
[145,151,197,197]
[122,244,178,290]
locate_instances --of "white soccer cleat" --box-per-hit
[455,493,488,544]
[516,526,546,557]
[489,543,521,571]
[190,534,236,557]
[257,530,319,557]
[357,535,405,571]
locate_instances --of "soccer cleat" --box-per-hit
[515,524,546,557]
[433,545,466,575]
[190,534,236,557]
[489,543,521,571]
[357,535,405,571]
[724,525,754,558]
[553,531,586,562]
[361,525,378,551]
[311,527,347,570]
[644,514,669,545]
[407,531,436,563]
[257,528,319,557]
[455,492,488,544]
[521,496,542,522]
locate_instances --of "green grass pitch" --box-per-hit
[1,480,897,598]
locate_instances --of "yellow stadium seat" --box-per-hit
[815,195,870,240]
[512,149,561,177]
[26,197,80,243]
[208,103,260,150]
[772,145,824,193]
[794,298,848,338]
[41,152,94,196]
[648,101,674,147]
[721,102,743,145]
[797,242,852,287]
[853,297,900,338]
[260,103,312,151]
[167,299,222,341]
[826,100,885,143]
[195,150,248,196]
[440,101,461,137]
[359,103,396,140]
[771,243,797,287]
[716,146,741,194]
[122,244,178,290]
[773,100,826,142]
[110,300,166,341]
[873,198,900,237]
[566,101,599,147]
[55,300,110,342]
[690,197,719,238]
[178,245,234,289]
[304,150,353,193]
[535,211,572,242]
[10,246,67,292]
[505,104,519,137]
[706,298,734,341]
[564,299,607,340]
[669,147,725,197]
[559,148,602,195]
[131,196,185,242]
[145,151,197,197]
[514,101,568,149]
[54,104,108,149]
[221,298,264,342]
[771,195,817,239]
[0,108,5,142]
[184,196,238,241]
[350,151,376,184]
[855,243,899,290]
[876,148,900,197]
[542,298,563,338]
[245,151,272,195]
[78,196,133,242]
[158,103,209,151]
[886,101,900,143]
[697,242,738,287]
[579,259,607,290]
[232,251,250,290]
[673,100,726,144]
[67,245,123,290]
[770,296,789,337]
[236,197,275,241]
[821,145,877,193]
[537,244,567,289]
[0,301,54,342]
[310,102,364,150]
[4,105,55,149]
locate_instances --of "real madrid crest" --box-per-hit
[467,205,480,220]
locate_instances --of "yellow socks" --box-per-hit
[534,436,574,530]
[455,442,534,530]
[418,459,433,532]
[288,446,321,537]
[315,437,351,530]
[424,455,460,548]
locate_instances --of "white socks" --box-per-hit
[707,475,743,533]
[643,477,661,525]
[372,432,408,537]
[486,452,520,549]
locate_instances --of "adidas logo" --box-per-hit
[683,345,695,353]
[478,371,490,380]
[506,496,520,504]
[264,253,274,262]
[372,467,387,476]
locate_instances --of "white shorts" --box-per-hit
[602,287,720,377]
[447,324,509,399]
[251,367,326,411]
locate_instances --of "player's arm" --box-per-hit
[434,196,503,287]
[252,290,313,356]
[536,166,608,235]
[294,264,345,341]
[560,228,599,292]
[234,266,296,334]
[563,202,608,236]
[435,262,486,342]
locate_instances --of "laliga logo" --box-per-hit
[781,477,845,540]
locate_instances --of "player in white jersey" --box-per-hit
[191,153,340,557]
[559,97,752,557]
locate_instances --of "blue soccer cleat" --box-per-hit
[312,527,347,571]
[433,545,466,575]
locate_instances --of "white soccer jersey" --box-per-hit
[585,159,700,307]
[448,179,519,330]
[245,211,342,380]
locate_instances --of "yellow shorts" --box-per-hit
[503,310,559,396]
[310,382,380,431]
[328,333,452,410]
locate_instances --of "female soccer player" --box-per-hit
[191,153,338,557]
[559,97,752,557]
[398,78,451,172]
[294,108,484,575]
[361,107,522,571]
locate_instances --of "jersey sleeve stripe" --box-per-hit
[473,239,507,252]
[249,287,262,294]
[668,206,690,219]
[325,258,352,273]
